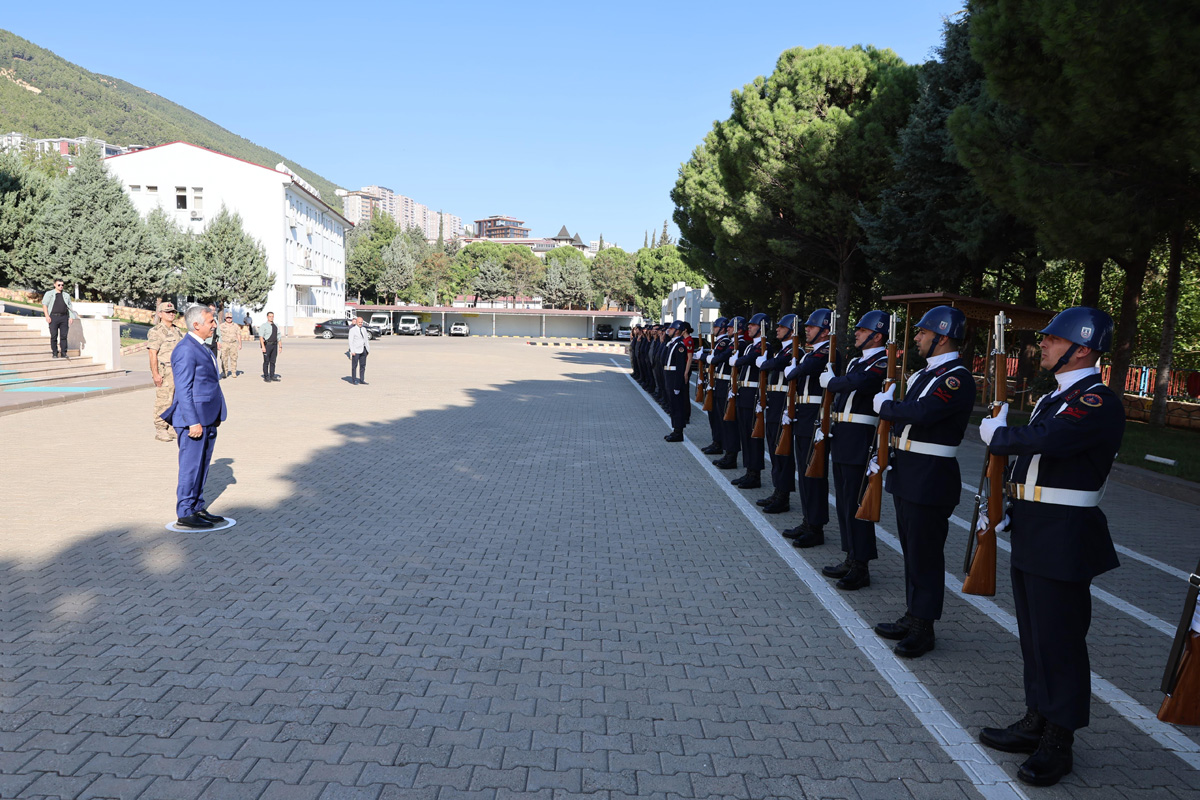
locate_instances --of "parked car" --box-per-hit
[617,326,631,340]
[424,323,443,336]
[396,315,422,335]
[449,321,470,337]
[315,319,378,340]
[594,323,615,341]
[369,313,393,334]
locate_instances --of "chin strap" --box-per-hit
[1049,343,1080,374]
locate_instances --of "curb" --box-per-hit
[526,341,625,348]
[0,378,153,417]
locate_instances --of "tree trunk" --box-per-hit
[1150,228,1185,427]
[834,258,853,347]
[1107,253,1150,398]
[1016,254,1044,396]
[1080,260,1103,307]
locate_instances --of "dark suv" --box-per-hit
[594,324,615,341]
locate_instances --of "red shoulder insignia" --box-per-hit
[1079,393,1103,407]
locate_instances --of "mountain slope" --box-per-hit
[0,28,344,211]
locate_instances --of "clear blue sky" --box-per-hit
[5,1,962,249]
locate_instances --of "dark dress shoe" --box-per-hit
[780,525,802,539]
[176,514,213,529]
[1017,723,1073,787]
[875,614,916,641]
[195,509,225,524]
[713,455,739,469]
[664,431,684,442]
[822,558,852,579]
[836,561,870,590]
[979,709,1045,754]
[701,443,723,454]
[792,527,824,548]
[272,375,281,381]
[756,492,778,506]
[894,618,935,658]
[737,472,761,489]
[762,495,790,514]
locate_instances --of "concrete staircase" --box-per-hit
[0,314,128,390]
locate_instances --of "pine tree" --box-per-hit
[187,204,274,309]
[660,219,671,247]
[541,260,567,308]
[473,259,510,302]
[143,207,191,299]
[562,258,593,310]
[0,151,57,288]
[643,231,649,249]
[378,227,423,303]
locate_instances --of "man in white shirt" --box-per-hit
[348,317,371,385]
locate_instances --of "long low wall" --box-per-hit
[1122,394,1200,431]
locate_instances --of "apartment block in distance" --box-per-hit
[475,215,531,239]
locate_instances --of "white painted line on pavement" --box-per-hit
[620,361,1031,800]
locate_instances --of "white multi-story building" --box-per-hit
[104,141,350,333]
[1,132,28,152]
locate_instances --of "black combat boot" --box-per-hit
[701,442,723,454]
[874,613,916,641]
[713,454,739,469]
[835,560,870,590]
[755,490,780,506]
[762,492,791,514]
[1017,723,1074,787]
[664,430,684,442]
[894,618,935,659]
[791,524,824,548]
[736,470,761,489]
[822,557,852,579]
[979,709,1045,754]
[780,524,803,540]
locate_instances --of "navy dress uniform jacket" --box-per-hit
[826,350,888,466]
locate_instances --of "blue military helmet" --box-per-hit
[855,310,890,335]
[747,312,771,329]
[729,315,747,329]
[713,316,729,329]
[777,313,798,332]
[915,305,966,340]
[804,308,832,330]
[667,319,686,331]
[1039,306,1113,352]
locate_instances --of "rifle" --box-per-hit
[723,320,740,423]
[751,334,768,439]
[855,312,899,522]
[694,327,707,403]
[962,311,1009,597]
[1157,555,1200,726]
[702,328,715,411]
[805,309,837,479]
[775,328,802,457]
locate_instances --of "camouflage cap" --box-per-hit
[157,301,176,312]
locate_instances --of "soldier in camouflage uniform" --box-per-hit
[148,301,185,442]
[217,312,243,378]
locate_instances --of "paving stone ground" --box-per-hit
[1,337,1197,800]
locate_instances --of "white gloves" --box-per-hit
[729,353,738,366]
[673,389,680,396]
[813,428,825,443]
[867,456,880,476]
[755,355,768,368]
[706,354,714,364]
[755,403,762,414]
[978,403,1010,445]
[818,363,835,388]
[782,412,792,425]
[872,383,895,413]
[790,357,798,369]
[975,500,1010,533]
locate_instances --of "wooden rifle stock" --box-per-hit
[963,314,1008,597]
[752,340,767,439]
[804,321,836,479]
[694,333,707,402]
[776,333,801,457]
[723,326,739,423]
[855,334,898,522]
[702,331,716,411]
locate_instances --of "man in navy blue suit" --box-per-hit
[161,305,229,530]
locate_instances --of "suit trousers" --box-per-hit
[737,404,765,470]
[262,343,278,378]
[833,462,876,561]
[48,315,69,356]
[892,495,954,620]
[174,423,218,518]
[1012,565,1094,731]
[351,351,368,382]
[794,433,829,527]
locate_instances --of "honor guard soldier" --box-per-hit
[711,316,745,469]
[654,325,670,410]
[871,305,975,658]
[729,313,771,489]
[662,320,692,441]
[629,326,642,384]
[976,307,1123,788]
[700,319,724,455]
[783,309,841,546]
[820,310,889,590]
[756,314,799,513]
[147,301,185,442]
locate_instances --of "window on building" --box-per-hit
[175,187,187,210]
[129,185,141,192]
[147,186,158,194]
[192,188,203,210]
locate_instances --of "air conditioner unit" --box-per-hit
[190,210,202,220]
[305,225,313,236]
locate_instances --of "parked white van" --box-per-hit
[396,315,422,335]
[369,313,393,334]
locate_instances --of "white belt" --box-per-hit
[834,411,878,425]
[892,437,959,458]
[738,381,758,388]
[768,386,789,392]
[664,366,678,371]
[796,394,822,405]
[1007,482,1102,507]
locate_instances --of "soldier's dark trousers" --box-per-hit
[715,383,740,460]
[1012,564,1093,731]
[262,344,278,378]
[892,495,953,619]
[833,462,876,560]
[669,389,689,431]
[48,314,69,356]
[737,403,765,470]
[706,387,723,448]
[765,403,794,492]
[794,432,829,527]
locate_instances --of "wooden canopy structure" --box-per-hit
[881,292,1055,381]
